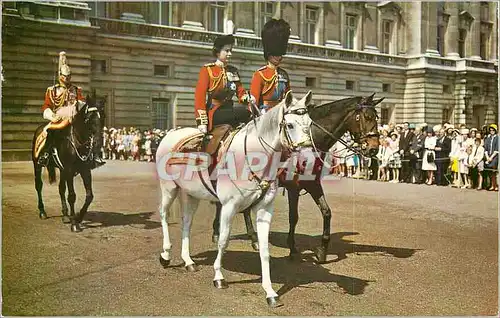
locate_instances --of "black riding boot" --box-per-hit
[37,133,53,166]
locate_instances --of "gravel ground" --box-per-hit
[2,161,498,316]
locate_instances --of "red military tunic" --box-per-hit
[250,65,290,112]
[194,63,246,131]
[41,84,85,112]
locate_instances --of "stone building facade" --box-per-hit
[2,1,498,160]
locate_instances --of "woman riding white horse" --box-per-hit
[155,90,313,307]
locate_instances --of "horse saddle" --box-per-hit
[169,124,236,169]
[33,120,71,160]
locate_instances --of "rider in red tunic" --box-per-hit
[249,19,291,114]
[195,23,254,133]
[38,51,105,168]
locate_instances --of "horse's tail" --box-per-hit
[47,164,56,184]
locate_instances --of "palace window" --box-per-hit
[380,108,389,125]
[86,1,107,18]
[442,108,450,123]
[458,28,467,58]
[344,14,357,49]
[382,83,391,93]
[305,6,318,44]
[91,59,107,74]
[154,64,170,77]
[480,31,488,60]
[261,2,275,32]
[209,2,226,32]
[305,77,317,88]
[346,80,355,91]
[381,20,392,54]
[151,98,171,130]
[443,85,452,94]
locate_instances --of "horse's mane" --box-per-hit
[310,96,363,121]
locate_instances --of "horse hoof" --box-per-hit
[185,264,199,272]
[71,224,82,232]
[159,255,170,268]
[213,279,228,289]
[251,241,259,251]
[315,247,327,264]
[39,212,48,220]
[266,296,284,308]
[212,235,219,244]
[62,216,71,224]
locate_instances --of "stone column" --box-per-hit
[325,2,341,48]
[469,2,482,60]
[181,2,204,30]
[363,3,379,52]
[406,1,422,56]
[425,1,440,55]
[234,2,255,36]
[445,2,460,58]
[489,2,497,61]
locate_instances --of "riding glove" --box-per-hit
[43,108,62,123]
[198,124,208,134]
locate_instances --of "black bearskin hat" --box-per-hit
[261,18,291,60]
[212,21,236,57]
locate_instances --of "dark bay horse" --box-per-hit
[32,95,104,232]
[212,93,383,263]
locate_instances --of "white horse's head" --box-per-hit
[278,90,313,151]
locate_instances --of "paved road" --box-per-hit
[2,161,498,316]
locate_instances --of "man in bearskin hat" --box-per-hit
[249,18,291,114]
[39,51,105,168]
[194,21,255,134]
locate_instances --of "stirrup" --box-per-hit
[37,152,50,166]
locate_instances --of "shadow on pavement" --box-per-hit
[82,211,162,229]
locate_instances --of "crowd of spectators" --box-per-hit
[330,122,499,191]
[101,127,167,162]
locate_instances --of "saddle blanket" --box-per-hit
[33,119,70,159]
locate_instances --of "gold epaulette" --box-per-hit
[204,63,216,67]
[257,66,267,71]
[258,68,277,83]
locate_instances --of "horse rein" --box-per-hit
[243,103,311,192]
[309,103,380,168]
[69,104,100,162]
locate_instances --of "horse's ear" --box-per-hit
[367,93,375,102]
[373,97,385,106]
[303,90,313,106]
[284,90,293,108]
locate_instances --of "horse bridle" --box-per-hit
[69,104,101,162]
[310,102,380,166]
[242,103,311,194]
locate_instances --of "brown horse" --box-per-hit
[212,93,383,263]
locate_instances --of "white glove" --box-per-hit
[43,108,61,123]
[243,94,257,105]
[260,108,267,115]
[197,125,208,134]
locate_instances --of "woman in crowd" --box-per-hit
[387,131,401,183]
[422,126,437,185]
[469,136,485,190]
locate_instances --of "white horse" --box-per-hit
[155,90,314,307]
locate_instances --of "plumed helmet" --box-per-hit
[261,18,291,60]
[58,51,71,76]
[213,20,236,57]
